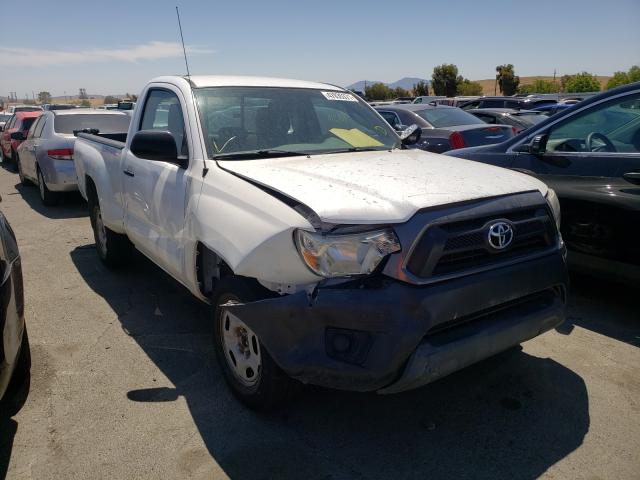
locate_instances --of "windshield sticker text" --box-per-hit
[321,91,358,102]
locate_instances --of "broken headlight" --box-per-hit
[545,188,561,230]
[295,228,401,278]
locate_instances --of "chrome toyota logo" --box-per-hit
[487,221,514,250]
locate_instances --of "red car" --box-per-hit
[0,111,42,162]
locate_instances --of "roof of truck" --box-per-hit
[150,75,344,91]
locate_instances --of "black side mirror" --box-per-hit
[10,131,25,141]
[528,134,548,155]
[130,130,186,168]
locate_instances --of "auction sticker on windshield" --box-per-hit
[321,91,358,102]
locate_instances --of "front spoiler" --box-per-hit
[224,251,568,392]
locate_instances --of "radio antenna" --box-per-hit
[175,6,208,177]
[176,6,190,79]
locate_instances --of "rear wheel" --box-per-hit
[212,276,297,410]
[37,168,58,205]
[88,198,132,268]
[0,328,31,416]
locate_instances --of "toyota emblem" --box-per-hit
[487,221,514,250]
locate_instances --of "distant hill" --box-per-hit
[347,77,429,91]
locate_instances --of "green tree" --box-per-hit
[607,65,640,89]
[365,82,394,100]
[457,79,483,96]
[103,95,119,104]
[518,79,559,94]
[37,91,52,103]
[563,72,600,93]
[628,65,640,83]
[80,99,91,107]
[413,80,430,96]
[495,64,520,96]
[393,87,411,98]
[432,64,462,97]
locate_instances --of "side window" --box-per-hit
[481,99,504,108]
[461,101,479,110]
[27,118,40,139]
[414,98,423,104]
[6,116,16,129]
[546,93,640,154]
[34,117,47,138]
[474,113,496,124]
[379,111,401,129]
[140,89,188,156]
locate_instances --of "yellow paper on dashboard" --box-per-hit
[329,128,384,148]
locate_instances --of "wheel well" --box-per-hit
[196,242,233,297]
[85,175,98,203]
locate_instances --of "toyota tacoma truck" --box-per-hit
[74,75,568,410]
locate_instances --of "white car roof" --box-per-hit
[151,75,343,91]
[51,108,129,116]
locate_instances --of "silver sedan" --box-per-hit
[15,109,130,205]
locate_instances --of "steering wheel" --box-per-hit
[586,132,616,152]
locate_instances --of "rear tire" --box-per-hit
[88,197,132,268]
[37,168,58,205]
[0,328,31,416]
[212,276,297,410]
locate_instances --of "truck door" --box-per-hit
[122,86,191,279]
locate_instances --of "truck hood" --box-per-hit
[218,149,548,224]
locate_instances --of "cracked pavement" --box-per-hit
[0,163,638,480]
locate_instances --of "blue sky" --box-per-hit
[1,0,639,97]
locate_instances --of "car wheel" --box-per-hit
[0,328,31,417]
[88,198,132,267]
[212,276,297,410]
[16,154,30,186]
[37,168,58,205]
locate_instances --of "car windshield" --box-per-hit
[194,87,399,159]
[512,113,546,127]
[0,114,11,122]
[53,114,131,134]
[414,108,483,127]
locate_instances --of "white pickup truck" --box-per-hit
[74,75,568,410]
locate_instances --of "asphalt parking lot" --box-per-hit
[0,164,638,480]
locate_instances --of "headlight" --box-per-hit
[295,228,401,278]
[545,188,561,230]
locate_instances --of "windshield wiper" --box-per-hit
[318,147,391,154]
[212,149,309,160]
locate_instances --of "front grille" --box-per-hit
[406,206,556,279]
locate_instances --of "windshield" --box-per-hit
[414,108,483,127]
[512,113,546,128]
[194,87,399,159]
[53,114,131,134]
[0,115,11,122]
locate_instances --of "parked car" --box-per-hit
[412,95,446,104]
[469,108,547,133]
[0,111,42,162]
[392,97,414,104]
[532,103,575,116]
[460,96,557,111]
[375,104,515,153]
[434,96,481,107]
[446,81,640,282]
[74,75,567,410]
[6,105,43,114]
[0,113,12,131]
[15,109,131,205]
[42,104,77,111]
[0,208,29,415]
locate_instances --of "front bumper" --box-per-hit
[225,250,568,393]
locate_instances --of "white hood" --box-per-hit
[219,149,547,224]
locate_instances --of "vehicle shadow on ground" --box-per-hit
[558,272,640,347]
[0,416,17,480]
[12,183,86,220]
[70,245,590,480]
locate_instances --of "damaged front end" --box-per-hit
[224,191,569,393]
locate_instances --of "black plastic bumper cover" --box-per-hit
[225,251,568,393]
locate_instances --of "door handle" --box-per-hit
[623,172,640,185]
[123,169,135,177]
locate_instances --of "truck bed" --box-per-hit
[76,132,127,149]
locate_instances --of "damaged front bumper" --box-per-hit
[224,251,568,393]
